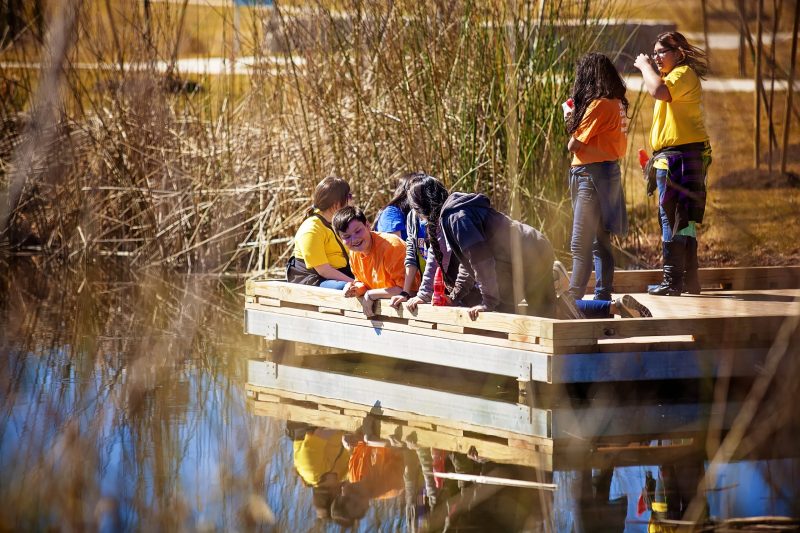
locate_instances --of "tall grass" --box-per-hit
[1,0,631,274]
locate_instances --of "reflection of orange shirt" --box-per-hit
[349,232,420,296]
[348,442,405,500]
[571,98,628,165]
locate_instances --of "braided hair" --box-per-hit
[407,176,453,287]
[566,53,629,135]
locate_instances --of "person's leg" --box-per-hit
[683,234,701,294]
[568,173,601,300]
[575,299,612,318]
[592,228,614,301]
[649,169,684,296]
[319,279,348,290]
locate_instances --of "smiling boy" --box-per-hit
[332,206,420,317]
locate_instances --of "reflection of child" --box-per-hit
[330,440,408,527]
[288,426,350,519]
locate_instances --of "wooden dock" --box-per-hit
[244,266,800,385]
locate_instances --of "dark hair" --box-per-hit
[654,31,709,79]
[373,172,426,229]
[566,53,629,135]
[311,486,335,519]
[332,205,368,234]
[407,176,451,287]
[330,492,365,527]
[310,176,350,216]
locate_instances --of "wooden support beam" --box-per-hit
[246,309,549,381]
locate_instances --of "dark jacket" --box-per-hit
[439,193,553,313]
[405,211,478,304]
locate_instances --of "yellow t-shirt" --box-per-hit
[293,430,350,486]
[293,212,348,269]
[650,65,709,151]
[571,98,628,165]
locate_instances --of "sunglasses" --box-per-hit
[652,48,674,59]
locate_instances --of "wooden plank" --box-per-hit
[408,319,436,329]
[437,323,465,334]
[256,392,281,403]
[508,333,540,344]
[590,266,800,293]
[344,310,364,319]
[246,309,550,382]
[249,302,552,352]
[257,297,282,307]
[245,295,256,304]
[249,280,549,337]
[318,306,344,315]
[551,347,769,382]
[317,404,343,414]
[549,315,788,346]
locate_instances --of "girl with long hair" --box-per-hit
[407,176,556,319]
[286,176,354,289]
[634,31,712,296]
[565,52,630,302]
[373,173,419,240]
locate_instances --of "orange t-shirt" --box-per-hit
[571,98,628,165]
[348,442,405,500]
[349,231,420,296]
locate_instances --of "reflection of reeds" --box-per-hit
[1,0,626,273]
[0,263,279,530]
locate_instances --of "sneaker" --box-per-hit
[553,261,570,297]
[614,294,652,318]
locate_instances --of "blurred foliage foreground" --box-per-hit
[0,0,629,275]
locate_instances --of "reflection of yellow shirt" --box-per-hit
[293,430,350,486]
[293,212,348,269]
[650,65,709,151]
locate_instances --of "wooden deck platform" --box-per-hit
[244,266,800,385]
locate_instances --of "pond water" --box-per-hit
[1,262,798,531]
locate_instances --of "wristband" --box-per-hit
[399,290,410,298]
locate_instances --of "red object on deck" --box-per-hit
[432,267,448,306]
[638,148,649,170]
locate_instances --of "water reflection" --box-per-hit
[1,263,798,531]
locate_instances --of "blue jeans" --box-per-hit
[319,279,347,290]
[576,299,611,318]
[656,169,673,242]
[569,172,615,301]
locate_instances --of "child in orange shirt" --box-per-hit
[332,206,420,317]
[565,52,629,302]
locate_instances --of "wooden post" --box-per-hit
[755,0,764,169]
[701,0,711,63]
[780,0,799,175]
[737,0,747,76]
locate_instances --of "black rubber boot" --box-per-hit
[683,237,701,294]
[649,239,685,296]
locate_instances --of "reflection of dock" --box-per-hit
[246,360,753,471]
[244,267,800,385]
